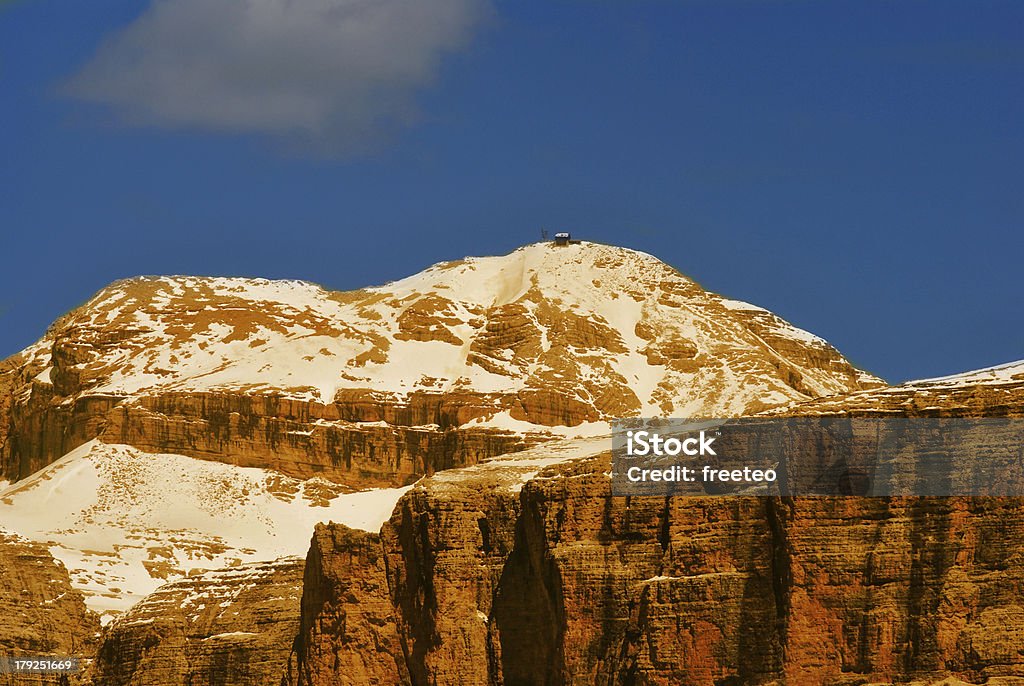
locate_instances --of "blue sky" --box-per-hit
[1,0,1021,382]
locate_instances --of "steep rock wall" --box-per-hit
[283,525,409,686]
[292,460,1024,685]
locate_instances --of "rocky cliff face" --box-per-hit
[287,366,1024,685]
[89,558,303,686]
[283,525,409,686]
[0,530,100,686]
[99,391,533,487]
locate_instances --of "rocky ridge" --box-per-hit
[777,359,1024,418]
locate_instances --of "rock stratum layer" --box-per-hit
[288,365,1024,686]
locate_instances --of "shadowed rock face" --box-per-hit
[286,373,1024,686]
[89,558,304,686]
[0,530,100,686]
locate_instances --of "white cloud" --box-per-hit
[65,0,489,153]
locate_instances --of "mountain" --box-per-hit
[6,240,1019,685]
[0,241,878,622]
[2,241,878,481]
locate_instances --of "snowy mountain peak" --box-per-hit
[18,240,879,424]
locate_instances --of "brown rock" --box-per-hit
[283,525,408,686]
[90,558,303,686]
[383,467,522,685]
[99,391,537,487]
[0,529,100,686]
[394,294,468,346]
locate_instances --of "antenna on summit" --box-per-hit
[540,227,549,241]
